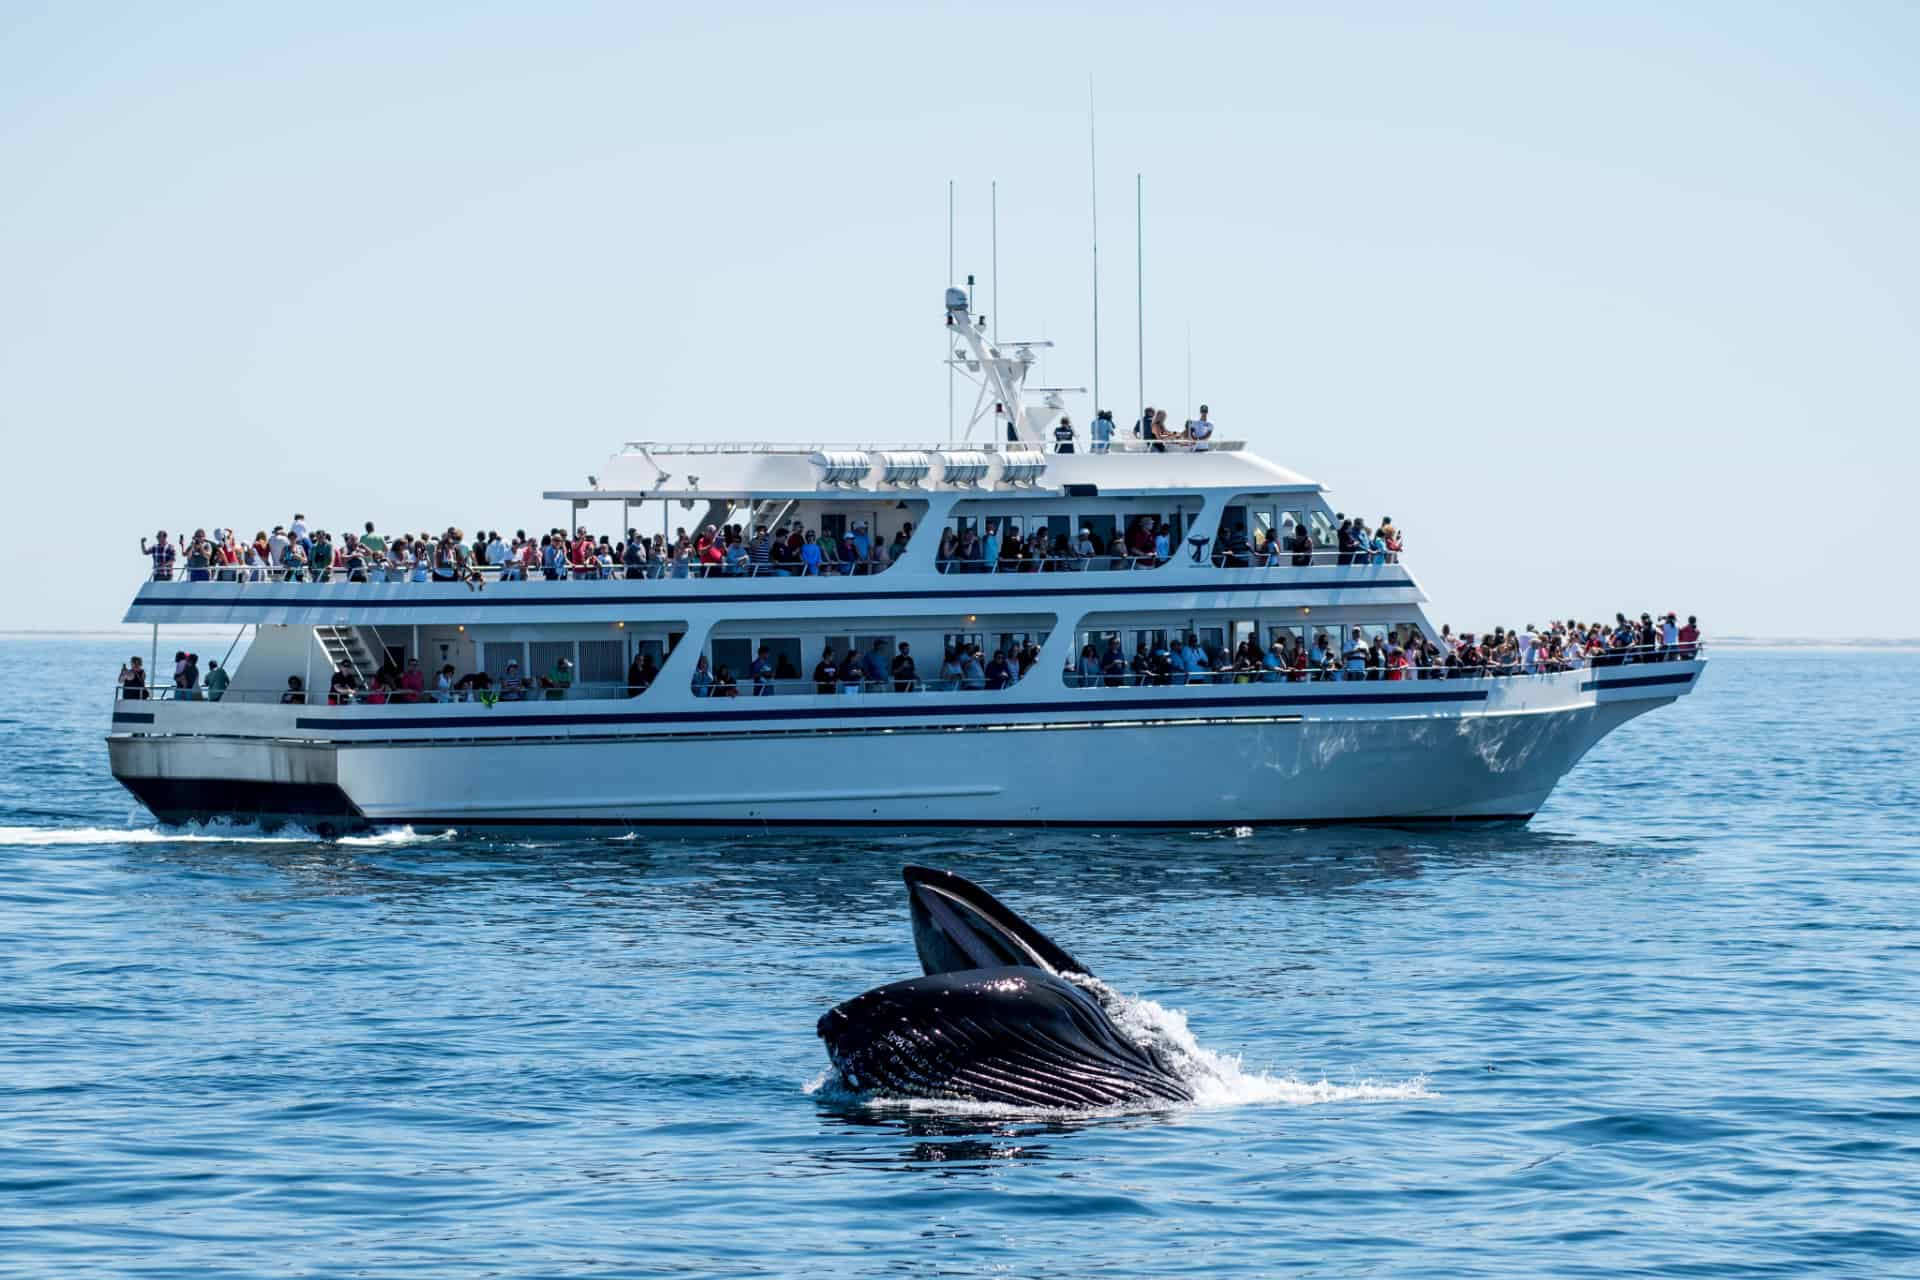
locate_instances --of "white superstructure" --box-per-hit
[108,286,1703,834]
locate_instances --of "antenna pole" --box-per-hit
[947,178,955,444]
[991,180,999,345]
[1088,73,1100,415]
[1185,320,1192,421]
[1136,172,1144,435]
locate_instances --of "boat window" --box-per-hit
[711,638,752,680]
[528,641,575,683]
[482,642,525,685]
[577,640,625,686]
[759,636,803,679]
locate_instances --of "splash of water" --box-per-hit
[0,822,455,848]
[1077,975,1430,1108]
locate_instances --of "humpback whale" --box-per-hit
[816,866,1195,1109]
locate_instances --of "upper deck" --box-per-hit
[543,436,1316,505]
[124,436,1416,628]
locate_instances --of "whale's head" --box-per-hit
[816,965,1194,1109]
[902,864,1090,979]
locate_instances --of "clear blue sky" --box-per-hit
[3,2,1916,636]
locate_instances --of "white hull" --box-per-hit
[108,664,1701,832]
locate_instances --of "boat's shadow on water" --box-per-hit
[111,820,1681,915]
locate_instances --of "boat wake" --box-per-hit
[808,975,1429,1118]
[0,822,455,849]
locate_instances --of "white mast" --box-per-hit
[947,179,955,443]
[1088,75,1100,415]
[991,180,999,345]
[1136,172,1144,433]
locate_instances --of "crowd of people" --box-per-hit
[118,610,1701,706]
[117,651,230,701]
[140,517,912,584]
[1049,404,1220,453]
[930,513,1405,574]
[935,516,1172,573]
[1068,613,1703,686]
[1209,514,1402,569]
[139,506,1421,585]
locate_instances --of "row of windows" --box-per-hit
[465,617,1428,695]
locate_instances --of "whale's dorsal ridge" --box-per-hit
[901,864,1092,980]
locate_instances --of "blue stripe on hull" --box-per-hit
[1580,671,1696,692]
[294,687,1489,733]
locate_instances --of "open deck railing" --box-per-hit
[117,645,1702,707]
[618,438,1247,455]
[142,546,1416,585]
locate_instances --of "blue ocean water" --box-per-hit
[2,639,1916,1278]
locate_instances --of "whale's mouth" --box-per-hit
[903,865,1091,979]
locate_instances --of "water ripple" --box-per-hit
[0,640,1916,1277]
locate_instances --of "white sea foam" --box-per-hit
[0,823,454,848]
[1079,975,1432,1109]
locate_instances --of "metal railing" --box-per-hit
[113,643,1703,708]
[934,552,1165,574]
[138,537,1413,585]
[117,679,649,706]
[142,554,905,585]
[618,438,1247,455]
[1064,641,1707,687]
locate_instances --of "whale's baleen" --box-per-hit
[817,866,1194,1108]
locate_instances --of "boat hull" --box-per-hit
[107,679,1690,833]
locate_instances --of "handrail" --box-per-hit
[1065,642,1708,687]
[933,552,1166,574]
[139,548,1420,585]
[618,438,1248,455]
[117,645,1704,706]
[142,555,905,585]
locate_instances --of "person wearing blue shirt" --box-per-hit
[981,524,1000,573]
[750,646,774,696]
[861,640,889,689]
[1074,644,1101,688]
[691,656,713,697]
[1180,635,1209,684]
[1090,410,1113,453]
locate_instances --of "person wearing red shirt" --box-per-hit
[399,659,426,704]
[1677,615,1701,659]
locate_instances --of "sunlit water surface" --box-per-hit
[2,640,1916,1277]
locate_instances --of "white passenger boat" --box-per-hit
[108,286,1703,834]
